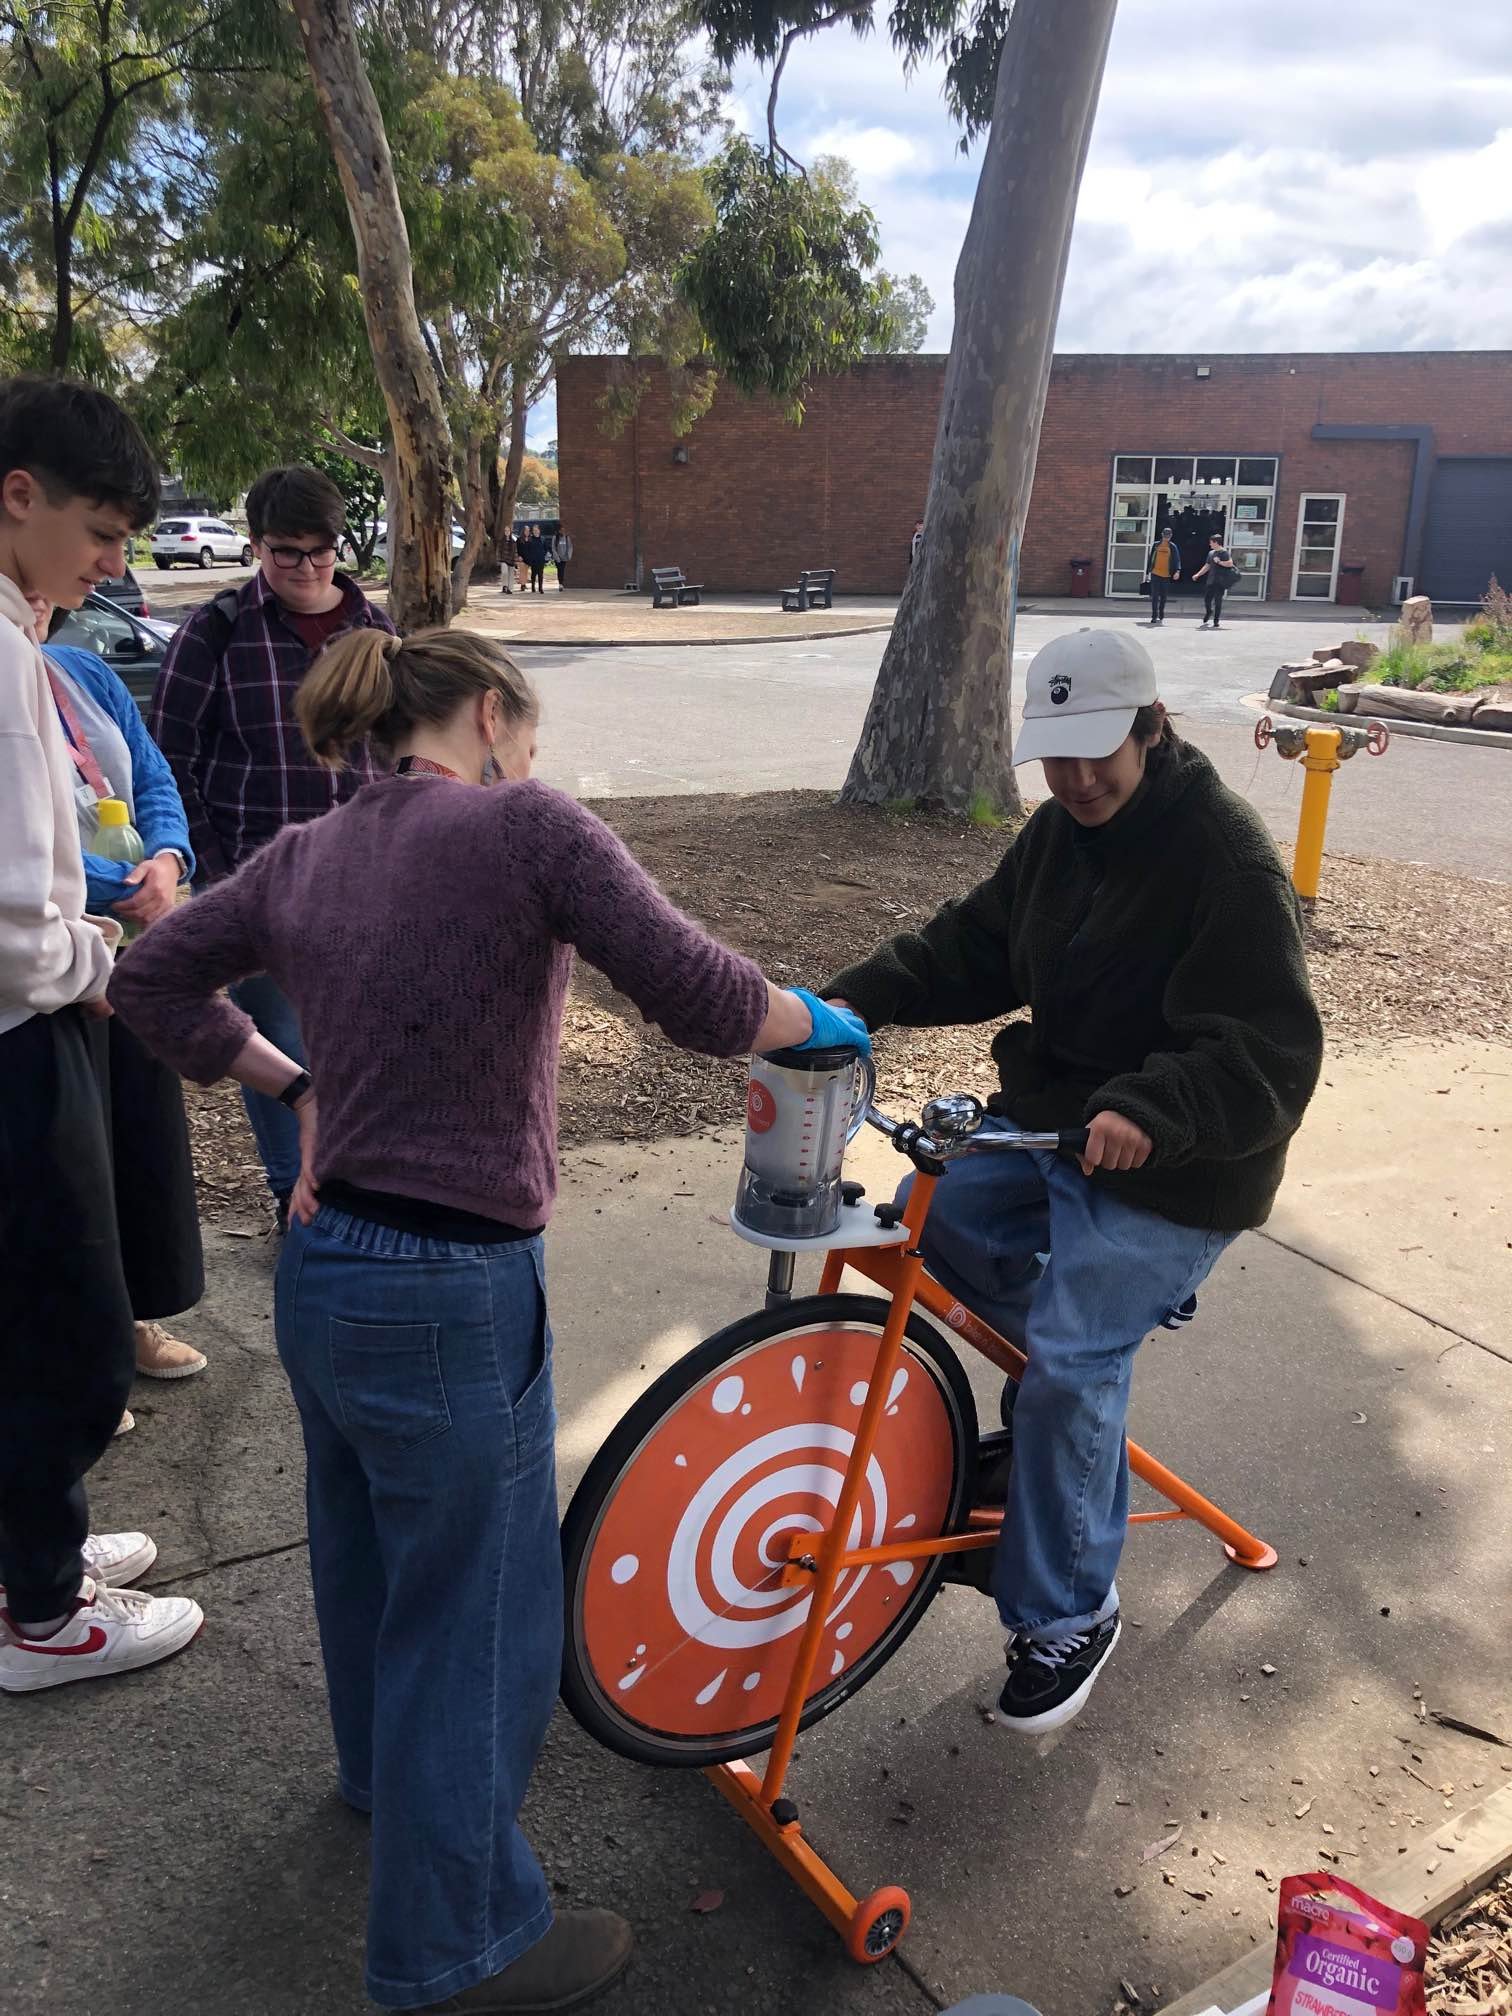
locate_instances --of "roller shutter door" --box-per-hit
[1419,458,1512,604]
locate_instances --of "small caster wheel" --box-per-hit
[847,1885,910,1963]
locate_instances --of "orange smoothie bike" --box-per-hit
[560,1049,1277,1964]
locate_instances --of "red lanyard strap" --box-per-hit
[46,667,110,798]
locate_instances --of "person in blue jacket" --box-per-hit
[37,601,208,1400]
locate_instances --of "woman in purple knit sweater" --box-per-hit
[109,627,868,2016]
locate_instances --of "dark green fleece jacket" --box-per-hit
[824,739,1323,1231]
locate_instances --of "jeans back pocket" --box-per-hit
[329,1319,451,1449]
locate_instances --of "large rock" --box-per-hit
[1397,596,1433,645]
[1289,660,1352,698]
[1472,688,1512,731]
[1336,639,1380,670]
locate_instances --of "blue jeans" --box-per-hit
[275,1209,561,2010]
[230,971,306,1199]
[899,1118,1233,1641]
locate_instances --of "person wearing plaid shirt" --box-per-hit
[151,466,394,1226]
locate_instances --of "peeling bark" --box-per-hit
[291,0,454,632]
[841,0,1118,815]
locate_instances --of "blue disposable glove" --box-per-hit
[790,988,873,1058]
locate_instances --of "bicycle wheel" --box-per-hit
[561,1293,977,1768]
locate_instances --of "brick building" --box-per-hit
[556,351,1512,609]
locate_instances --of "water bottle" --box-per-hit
[93,797,145,941]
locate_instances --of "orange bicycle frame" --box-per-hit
[703,1163,1276,1959]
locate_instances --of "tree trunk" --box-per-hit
[450,425,490,611]
[291,0,454,633]
[493,376,529,552]
[840,0,1118,814]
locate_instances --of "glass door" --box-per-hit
[1228,492,1273,598]
[1291,494,1346,598]
[1107,458,1155,596]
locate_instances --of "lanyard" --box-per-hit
[46,667,111,798]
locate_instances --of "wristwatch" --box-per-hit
[276,1069,314,1109]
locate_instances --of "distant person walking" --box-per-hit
[523,526,547,595]
[553,526,572,591]
[1194,534,1238,630]
[499,526,518,595]
[1145,527,1180,626]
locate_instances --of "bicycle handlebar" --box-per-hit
[862,1105,1089,1162]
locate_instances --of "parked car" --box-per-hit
[150,515,253,570]
[371,520,468,562]
[47,590,176,709]
[92,566,150,618]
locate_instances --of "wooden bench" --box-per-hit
[781,567,836,612]
[651,566,703,608]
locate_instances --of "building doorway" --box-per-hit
[1106,455,1277,599]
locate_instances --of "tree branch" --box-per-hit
[766,3,870,167]
[318,420,391,472]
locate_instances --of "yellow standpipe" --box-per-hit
[1291,726,1343,901]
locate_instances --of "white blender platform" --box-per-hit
[729,1196,911,1256]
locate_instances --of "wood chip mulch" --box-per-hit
[1429,1867,1512,2016]
[183,790,1512,1224]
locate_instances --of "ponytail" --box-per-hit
[296,629,403,767]
[296,625,538,770]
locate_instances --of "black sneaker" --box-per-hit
[993,1611,1121,1734]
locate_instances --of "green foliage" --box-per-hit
[515,452,559,509]
[0,0,286,372]
[870,270,935,351]
[678,137,894,417]
[307,441,387,568]
[1367,638,1512,694]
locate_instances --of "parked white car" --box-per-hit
[150,516,253,570]
[370,520,468,562]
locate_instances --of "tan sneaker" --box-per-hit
[134,1321,208,1380]
[422,1910,633,2012]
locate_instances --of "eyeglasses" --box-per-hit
[265,542,338,572]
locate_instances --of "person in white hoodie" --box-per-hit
[0,376,203,1692]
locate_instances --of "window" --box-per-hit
[1196,457,1237,485]
[52,601,142,660]
[1291,493,1347,599]
[1238,458,1278,487]
[157,520,188,535]
[1114,456,1152,484]
[1154,456,1194,487]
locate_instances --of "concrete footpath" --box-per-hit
[4,1044,1509,2016]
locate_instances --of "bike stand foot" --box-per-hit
[705,1761,911,1961]
[1225,1540,1279,1571]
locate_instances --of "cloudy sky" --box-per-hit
[532,0,1512,443]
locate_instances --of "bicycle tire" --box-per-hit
[561,1294,977,1768]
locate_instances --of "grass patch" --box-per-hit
[1359,578,1512,694]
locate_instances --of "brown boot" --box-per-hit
[422,1910,633,2013]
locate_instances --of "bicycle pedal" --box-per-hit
[973,1428,1015,1508]
[943,1542,997,1596]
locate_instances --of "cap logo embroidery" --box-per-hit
[1049,673,1071,705]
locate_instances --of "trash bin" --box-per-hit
[1337,562,1365,606]
[1069,556,1093,597]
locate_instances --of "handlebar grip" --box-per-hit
[1059,1127,1091,1155]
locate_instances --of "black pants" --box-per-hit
[1149,578,1170,621]
[530,566,545,593]
[556,563,566,589]
[108,1013,204,1319]
[0,1008,135,1624]
[1204,585,1226,624]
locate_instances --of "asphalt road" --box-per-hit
[136,577,1510,884]
[517,614,1512,886]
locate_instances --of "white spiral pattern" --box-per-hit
[665,1424,888,1651]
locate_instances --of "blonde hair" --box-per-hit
[296,627,538,770]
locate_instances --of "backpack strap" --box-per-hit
[205,585,243,651]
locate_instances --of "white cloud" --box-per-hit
[723,0,1512,356]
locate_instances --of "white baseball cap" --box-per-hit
[1013,628,1158,766]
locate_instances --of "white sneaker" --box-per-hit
[83,1531,158,1586]
[0,1531,156,1603]
[0,1577,203,1693]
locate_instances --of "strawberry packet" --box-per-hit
[1267,1873,1429,2016]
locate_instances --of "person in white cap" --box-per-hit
[824,628,1322,1735]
